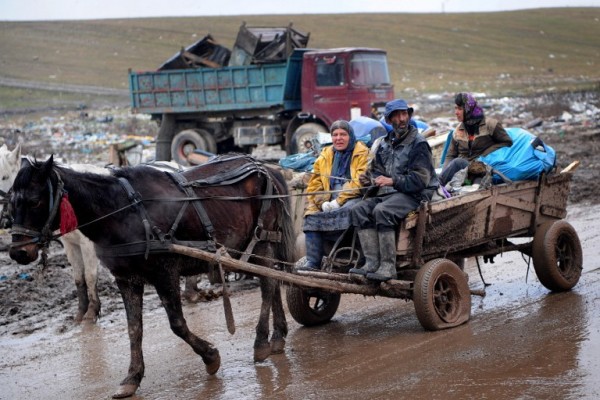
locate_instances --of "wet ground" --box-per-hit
[0,203,598,400]
[0,91,599,399]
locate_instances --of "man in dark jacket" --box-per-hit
[349,99,439,282]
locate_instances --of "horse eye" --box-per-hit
[28,198,42,209]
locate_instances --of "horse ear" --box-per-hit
[10,144,21,164]
[20,156,31,169]
[41,155,54,178]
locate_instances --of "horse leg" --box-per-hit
[154,271,221,375]
[182,275,200,303]
[81,240,101,322]
[112,276,145,399]
[270,282,288,354]
[63,240,88,323]
[254,276,275,362]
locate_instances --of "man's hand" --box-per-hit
[374,176,394,187]
[359,173,372,187]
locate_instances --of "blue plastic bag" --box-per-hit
[279,152,316,172]
[350,116,387,146]
[478,127,555,183]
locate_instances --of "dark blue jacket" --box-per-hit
[371,126,439,200]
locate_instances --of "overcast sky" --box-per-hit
[1,0,599,21]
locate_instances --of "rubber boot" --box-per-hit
[349,229,379,276]
[367,230,397,282]
[297,231,323,271]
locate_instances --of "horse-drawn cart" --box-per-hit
[169,163,582,332]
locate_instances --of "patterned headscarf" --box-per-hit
[329,120,356,188]
[455,92,484,135]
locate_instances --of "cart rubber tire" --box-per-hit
[289,123,327,154]
[532,220,582,291]
[413,258,471,331]
[171,129,216,165]
[286,285,340,326]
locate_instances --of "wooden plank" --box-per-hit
[494,194,536,213]
[168,244,412,297]
[561,160,580,173]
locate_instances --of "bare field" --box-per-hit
[1,8,599,111]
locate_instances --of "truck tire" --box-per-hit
[286,285,340,326]
[289,123,327,154]
[171,129,217,165]
[532,220,582,291]
[413,258,471,331]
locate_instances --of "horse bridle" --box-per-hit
[10,168,65,250]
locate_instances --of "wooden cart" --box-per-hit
[169,166,582,332]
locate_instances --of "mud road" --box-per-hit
[0,202,599,400]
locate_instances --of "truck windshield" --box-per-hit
[350,53,391,86]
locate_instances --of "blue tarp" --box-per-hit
[478,127,556,182]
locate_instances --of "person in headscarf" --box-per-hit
[350,99,439,282]
[439,92,513,185]
[298,120,369,271]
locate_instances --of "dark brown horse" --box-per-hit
[9,154,295,398]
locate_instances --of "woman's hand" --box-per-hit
[321,199,340,212]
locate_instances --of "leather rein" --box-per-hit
[10,157,284,262]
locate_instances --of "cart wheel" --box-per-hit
[286,285,340,326]
[532,220,582,291]
[413,258,471,331]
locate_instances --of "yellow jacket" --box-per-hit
[304,141,369,215]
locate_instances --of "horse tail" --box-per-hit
[266,166,295,272]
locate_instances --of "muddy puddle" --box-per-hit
[0,204,599,399]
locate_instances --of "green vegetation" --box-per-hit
[0,8,599,111]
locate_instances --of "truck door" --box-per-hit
[303,54,350,123]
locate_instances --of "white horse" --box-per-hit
[1,144,104,322]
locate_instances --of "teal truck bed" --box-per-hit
[129,50,304,115]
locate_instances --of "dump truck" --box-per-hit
[128,23,394,164]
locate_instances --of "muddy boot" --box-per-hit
[297,231,323,271]
[367,230,397,282]
[349,229,379,276]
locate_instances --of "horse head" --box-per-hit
[9,155,62,264]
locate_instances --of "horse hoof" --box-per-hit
[254,344,271,362]
[74,312,84,324]
[112,383,138,399]
[270,338,285,354]
[82,311,99,323]
[205,352,221,375]
[183,291,200,303]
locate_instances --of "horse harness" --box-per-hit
[95,156,283,260]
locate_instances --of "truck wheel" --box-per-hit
[413,258,471,331]
[286,285,340,326]
[289,123,327,154]
[532,220,582,291]
[171,129,216,165]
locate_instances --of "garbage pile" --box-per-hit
[0,107,158,166]
[416,91,600,139]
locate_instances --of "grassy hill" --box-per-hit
[1,8,599,111]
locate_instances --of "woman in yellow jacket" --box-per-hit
[299,120,369,271]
